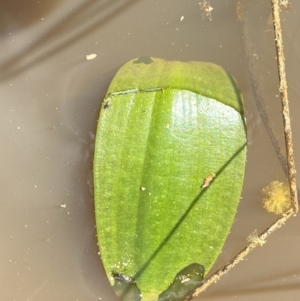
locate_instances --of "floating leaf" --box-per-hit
[94,57,247,301]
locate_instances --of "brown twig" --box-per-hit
[271,0,298,213]
[188,0,298,298]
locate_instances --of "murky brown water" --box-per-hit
[1,0,300,300]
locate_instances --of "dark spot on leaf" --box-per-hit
[103,101,110,109]
[158,263,205,301]
[113,272,141,301]
[133,57,153,64]
[112,271,135,283]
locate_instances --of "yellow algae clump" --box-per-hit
[262,181,291,214]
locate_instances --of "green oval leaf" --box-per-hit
[94,57,247,301]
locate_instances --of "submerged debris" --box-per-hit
[86,53,97,60]
[280,0,292,12]
[199,1,214,21]
[201,172,216,188]
[247,229,266,246]
[236,1,244,21]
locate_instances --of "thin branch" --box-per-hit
[271,0,298,213]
